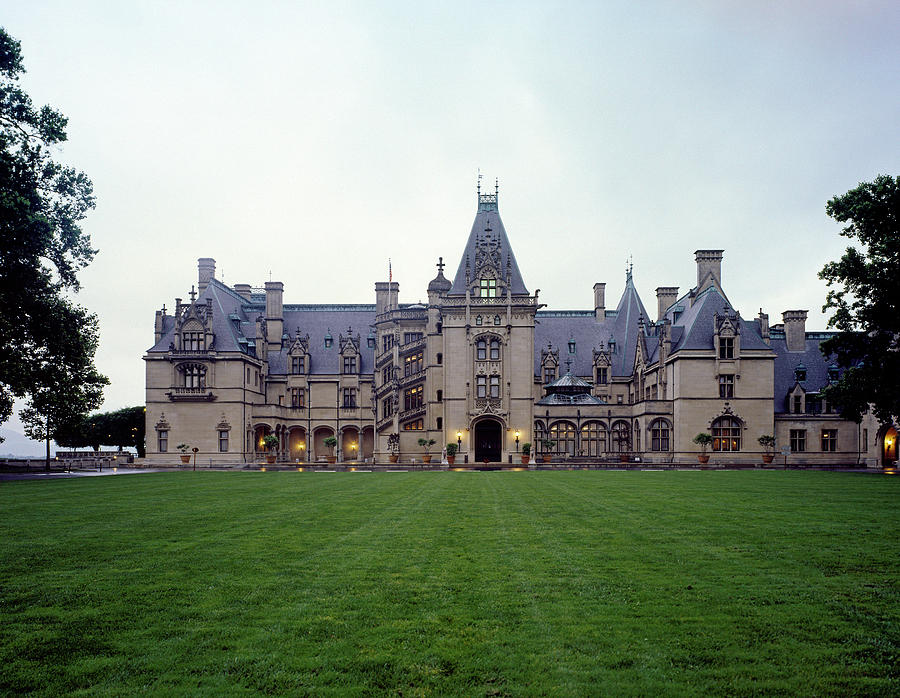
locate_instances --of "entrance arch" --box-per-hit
[474,418,503,462]
[883,426,898,466]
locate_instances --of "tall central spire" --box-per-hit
[448,178,528,296]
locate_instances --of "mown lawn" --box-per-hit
[1,470,898,696]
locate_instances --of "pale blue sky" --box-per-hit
[2,0,898,437]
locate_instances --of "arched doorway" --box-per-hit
[883,426,898,466]
[288,427,306,462]
[342,428,360,462]
[361,427,374,461]
[474,418,502,462]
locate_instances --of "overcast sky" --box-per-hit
[3,0,898,437]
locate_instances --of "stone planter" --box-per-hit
[762,454,774,464]
[266,454,276,464]
[619,453,629,463]
[180,455,191,464]
[422,455,432,464]
[542,454,552,463]
[389,454,399,463]
[447,456,455,465]
[521,455,530,465]
[697,454,710,465]
[326,456,336,464]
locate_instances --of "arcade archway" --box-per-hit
[474,418,503,462]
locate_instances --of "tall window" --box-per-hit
[790,429,806,452]
[712,416,741,451]
[183,331,205,351]
[580,422,607,456]
[182,365,204,388]
[403,332,423,344]
[291,356,305,374]
[436,390,442,402]
[291,388,305,408]
[382,365,392,385]
[550,422,576,456]
[404,351,423,376]
[544,367,556,383]
[343,388,357,408]
[382,397,393,418]
[343,356,357,374]
[436,353,442,365]
[821,429,837,452]
[490,339,500,360]
[479,278,497,297]
[476,375,487,398]
[596,366,608,384]
[793,394,803,414]
[534,421,547,454]
[650,419,670,451]
[611,421,630,453]
[403,419,424,430]
[719,337,734,359]
[218,430,229,453]
[489,375,500,398]
[476,340,486,360]
[382,335,394,352]
[719,375,734,399]
[157,429,168,453]
[404,385,423,411]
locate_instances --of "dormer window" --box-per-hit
[342,356,357,374]
[291,356,305,374]
[324,331,333,349]
[719,337,734,359]
[568,338,576,355]
[596,366,608,384]
[183,331,204,351]
[795,364,806,382]
[479,278,497,298]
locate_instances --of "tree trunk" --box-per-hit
[45,420,50,471]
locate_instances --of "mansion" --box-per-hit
[144,189,893,467]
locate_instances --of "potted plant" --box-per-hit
[693,433,713,465]
[177,443,191,464]
[417,437,436,463]
[521,442,531,465]
[446,442,458,465]
[541,439,555,463]
[323,436,338,464]
[387,433,400,463]
[262,434,279,464]
[758,435,776,464]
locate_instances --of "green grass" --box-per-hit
[1,471,898,696]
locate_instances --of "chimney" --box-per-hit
[154,309,164,343]
[593,283,606,321]
[694,250,723,294]
[198,258,216,295]
[655,286,678,322]
[758,309,770,345]
[233,283,252,302]
[375,281,400,316]
[265,281,284,349]
[782,310,808,351]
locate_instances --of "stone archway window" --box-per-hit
[712,416,742,451]
[479,278,497,298]
[549,422,576,456]
[611,420,631,453]
[180,363,206,388]
[649,419,671,451]
[580,422,607,456]
[490,339,500,360]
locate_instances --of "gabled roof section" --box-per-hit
[665,285,769,353]
[448,191,529,296]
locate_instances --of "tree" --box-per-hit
[819,175,900,425]
[19,305,106,468]
[0,27,105,439]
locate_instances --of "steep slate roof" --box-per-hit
[448,196,529,296]
[147,279,377,375]
[533,272,649,378]
[770,335,841,412]
[663,285,769,353]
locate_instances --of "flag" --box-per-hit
[389,258,392,282]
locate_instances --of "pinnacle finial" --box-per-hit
[436,256,445,274]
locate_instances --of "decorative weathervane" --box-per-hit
[436,256,445,274]
[189,285,196,302]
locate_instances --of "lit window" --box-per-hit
[790,429,806,452]
[479,279,497,297]
[712,416,741,451]
[403,419,424,430]
[719,374,734,399]
[822,429,837,452]
[404,385,423,411]
[404,352,423,376]
[719,337,734,359]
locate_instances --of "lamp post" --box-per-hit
[456,431,462,450]
[515,430,520,452]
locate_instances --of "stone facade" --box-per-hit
[144,189,888,467]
